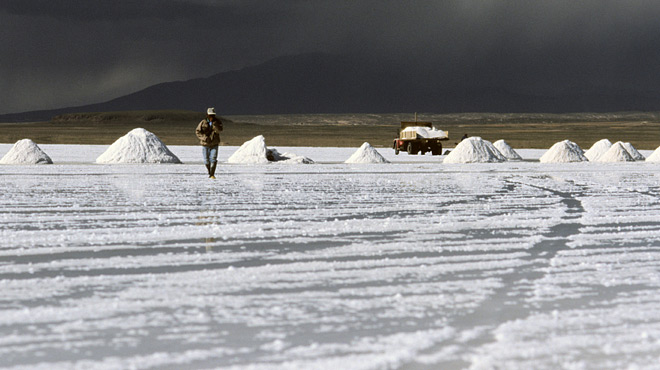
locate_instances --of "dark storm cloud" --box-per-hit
[0,0,288,28]
[0,0,294,113]
[1,0,203,21]
[3,0,660,113]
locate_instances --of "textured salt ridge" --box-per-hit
[584,139,612,162]
[621,142,645,160]
[0,139,53,164]
[493,140,522,161]
[539,140,587,163]
[96,128,181,164]
[269,149,315,164]
[345,142,390,164]
[443,137,506,163]
[597,141,635,162]
[228,135,313,164]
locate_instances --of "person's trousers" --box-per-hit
[202,146,218,165]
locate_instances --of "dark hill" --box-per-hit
[3,52,660,122]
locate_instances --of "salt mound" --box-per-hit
[269,148,314,164]
[597,141,635,162]
[228,135,313,164]
[539,140,588,163]
[0,139,53,164]
[443,137,506,163]
[96,128,181,164]
[647,146,660,162]
[493,139,522,161]
[227,135,269,164]
[584,139,612,161]
[345,142,389,164]
[621,142,645,160]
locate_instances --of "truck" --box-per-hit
[392,119,449,155]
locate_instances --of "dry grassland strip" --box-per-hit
[0,118,658,150]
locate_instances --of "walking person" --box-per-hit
[196,107,223,179]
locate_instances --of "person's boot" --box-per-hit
[205,164,211,176]
[209,163,217,179]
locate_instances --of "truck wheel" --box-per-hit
[432,143,442,155]
[407,142,414,154]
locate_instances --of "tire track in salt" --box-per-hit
[409,176,588,369]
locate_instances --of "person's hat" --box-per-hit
[207,107,216,116]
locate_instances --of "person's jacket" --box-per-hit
[196,118,223,147]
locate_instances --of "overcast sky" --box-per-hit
[3,0,660,114]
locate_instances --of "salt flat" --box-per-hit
[1,145,660,369]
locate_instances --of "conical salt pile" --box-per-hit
[228,135,313,164]
[539,140,587,163]
[621,142,645,160]
[597,141,635,162]
[584,139,612,161]
[646,146,660,162]
[345,142,389,163]
[443,137,506,163]
[96,128,181,164]
[0,139,53,164]
[227,135,270,164]
[493,140,522,161]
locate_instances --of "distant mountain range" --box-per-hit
[3,52,660,122]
